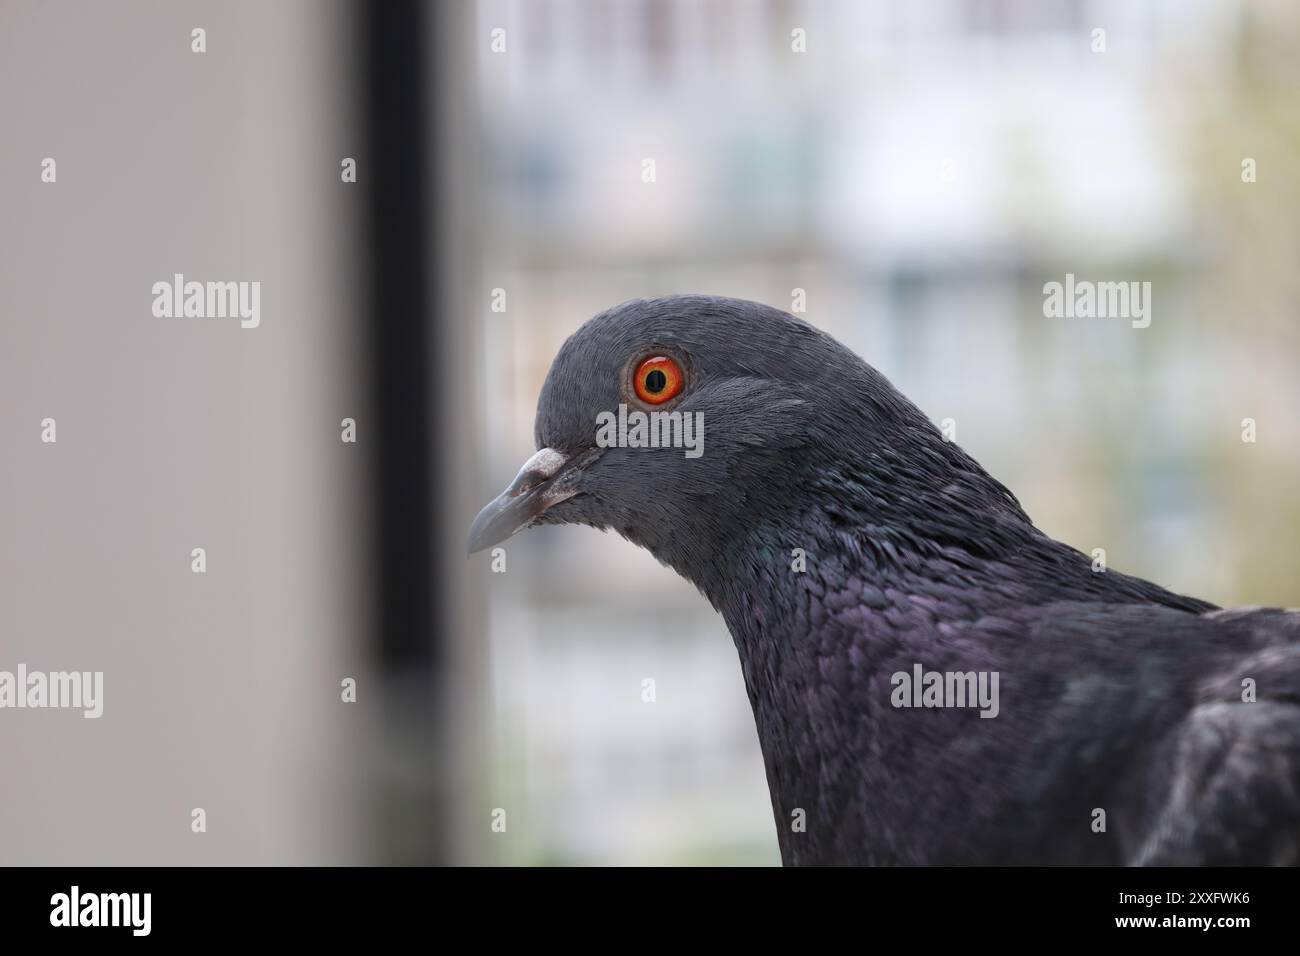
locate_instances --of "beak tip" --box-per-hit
[466,509,502,556]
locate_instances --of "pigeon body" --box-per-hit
[470,295,1300,865]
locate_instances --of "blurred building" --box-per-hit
[463,0,1300,864]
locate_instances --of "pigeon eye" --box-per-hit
[633,355,685,404]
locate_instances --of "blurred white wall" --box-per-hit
[0,1,367,864]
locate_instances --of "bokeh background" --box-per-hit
[2,0,1298,866]
[460,0,1300,865]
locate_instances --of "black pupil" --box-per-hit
[645,369,667,393]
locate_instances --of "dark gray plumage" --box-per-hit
[469,294,1300,866]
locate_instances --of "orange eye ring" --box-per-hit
[633,355,685,405]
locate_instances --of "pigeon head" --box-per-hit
[468,294,1028,591]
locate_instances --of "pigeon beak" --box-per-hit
[467,447,584,554]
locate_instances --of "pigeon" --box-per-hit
[469,294,1300,866]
